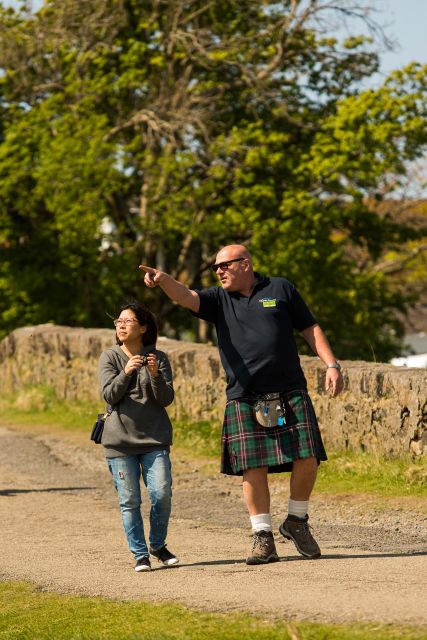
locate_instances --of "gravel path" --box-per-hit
[0,424,426,625]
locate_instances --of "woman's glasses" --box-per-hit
[113,318,138,327]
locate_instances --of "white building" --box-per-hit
[390,332,427,368]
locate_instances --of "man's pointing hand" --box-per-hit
[139,264,164,288]
[138,263,200,312]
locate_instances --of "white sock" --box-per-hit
[288,498,309,519]
[250,513,272,532]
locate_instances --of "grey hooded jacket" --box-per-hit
[98,344,174,458]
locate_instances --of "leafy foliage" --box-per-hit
[0,0,426,360]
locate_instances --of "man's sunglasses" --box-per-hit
[211,257,246,272]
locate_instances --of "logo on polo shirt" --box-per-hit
[259,297,277,308]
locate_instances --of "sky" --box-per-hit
[367,0,427,76]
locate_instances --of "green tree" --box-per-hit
[0,0,426,360]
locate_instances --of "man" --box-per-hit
[140,245,343,565]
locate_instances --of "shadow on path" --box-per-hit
[0,487,97,496]
[177,550,427,568]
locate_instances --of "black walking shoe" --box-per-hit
[279,514,321,558]
[150,545,179,566]
[135,556,151,572]
[246,530,280,565]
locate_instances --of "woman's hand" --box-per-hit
[146,353,159,378]
[124,355,145,376]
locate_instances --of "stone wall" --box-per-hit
[0,324,426,456]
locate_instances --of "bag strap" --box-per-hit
[103,405,113,419]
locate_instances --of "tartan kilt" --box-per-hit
[221,389,327,476]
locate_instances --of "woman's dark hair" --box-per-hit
[115,302,158,347]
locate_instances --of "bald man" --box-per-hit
[140,245,343,565]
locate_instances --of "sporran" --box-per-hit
[254,393,286,428]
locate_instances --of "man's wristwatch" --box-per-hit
[327,362,342,371]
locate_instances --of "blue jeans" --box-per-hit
[107,450,172,560]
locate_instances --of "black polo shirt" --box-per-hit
[193,274,317,400]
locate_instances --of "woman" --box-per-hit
[99,302,178,572]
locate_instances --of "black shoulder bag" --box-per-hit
[90,407,112,444]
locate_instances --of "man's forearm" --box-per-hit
[139,263,200,311]
[302,323,344,396]
[158,273,200,312]
[301,324,338,365]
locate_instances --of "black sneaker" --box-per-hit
[150,545,179,566]
[279,514,321,559]
[246,530,280,565]
[135,556,151,572]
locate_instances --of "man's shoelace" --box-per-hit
[252,533,271,550]
[294,522,315,539]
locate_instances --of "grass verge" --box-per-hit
[315,449,426,497]
[1,581,426,640]
[0,385,97,435]
[0,385,425,498]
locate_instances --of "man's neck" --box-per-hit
[237,274,257,297]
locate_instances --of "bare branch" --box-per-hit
[371,245,427,275]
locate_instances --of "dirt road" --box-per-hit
[0,424,426,625]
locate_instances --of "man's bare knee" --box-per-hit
[293,456,317,472]
[243,466,268,482]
